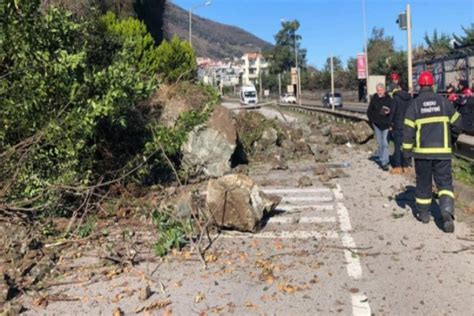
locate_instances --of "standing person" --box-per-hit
[367,83,392,171]
[389,84,412,174]
[388,73,400,94]
[446,84,458,103]
[402,71,462,233]
[454,80,474,134]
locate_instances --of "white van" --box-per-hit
[240,85,258,105]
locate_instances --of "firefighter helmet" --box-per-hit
[418,71,434,87]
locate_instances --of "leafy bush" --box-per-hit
[0,1,216,217]
[156,35,197,83]
[101,11,160,75]
[152,210,191,257]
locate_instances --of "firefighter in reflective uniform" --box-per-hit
[402,71,463,233]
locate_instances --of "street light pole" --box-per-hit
[331,55,335,111]
[189,1,212,47]
[362,0,370,102]
[406,4,413,93]
[293,22,302,105]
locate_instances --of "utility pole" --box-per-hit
[189,1,212,47]
[330,56,335,111]
[397,4,413,93]
[278,73,282,98]
[406,4,413,93]
[188,9,192,45]
[293,22,302,105]
[298,68,302,106]
[362,0,370,102]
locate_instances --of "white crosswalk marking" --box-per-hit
[219,230,339,239]
[281,196,334,203]
[262,187,332,194]
[267,216,337,224]
[275,204,334,212]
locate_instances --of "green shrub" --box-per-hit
[156,35,197,83]
[101,11,160,76]
[0,1,217,220]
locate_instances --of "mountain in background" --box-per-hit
[163,3,272,59]
[41,0,272,59]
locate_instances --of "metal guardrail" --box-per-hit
[272,102,474,163]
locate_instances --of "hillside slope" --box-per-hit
[164,3,272,58]
[41,0,271,58]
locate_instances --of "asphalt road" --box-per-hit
[24,101,474,316]
[298,99,368,114]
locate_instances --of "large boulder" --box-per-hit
[182,106,237,178]
[329,126,351,144]
[206,174,281,232]
[351,121,374,144]
[159,189,198,219]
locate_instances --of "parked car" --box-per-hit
[322,92,343,108]
[280,93,297,104]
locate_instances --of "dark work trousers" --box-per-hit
[415,159,454,207]
[392,129,409,168]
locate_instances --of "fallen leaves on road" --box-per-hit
[139,285,151,301]
[113,307,124,316]
[277,283,298,294]
[134,299,172,314]
[194,292,205,303]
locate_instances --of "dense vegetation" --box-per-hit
[0,0,216,224]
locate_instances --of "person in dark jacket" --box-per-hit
[367,83,392,171]
[403,71,463,233]
[389,85,412,174]
[454,80,474,134]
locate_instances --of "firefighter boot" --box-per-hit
[439,196,455,233]
[416,204,431,224]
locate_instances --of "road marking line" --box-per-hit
[333,185,371,316]
[336,201,361,279]
[351,294,371,316]
[218,230,339,239]
[267,216,337,224]
[341,234,363,279]
[334,184,344,200]
[262,188,332,194]
[337,203,352,232]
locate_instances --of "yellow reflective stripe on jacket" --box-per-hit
[413,147,452,154]
[450,112,460,124]
[414,116,451,154]
[402,143,413,150]
[444,122,448,149]
[416,198,432,205]
[404,119,415,128]
[439,190,455,199]
[415,116,449,126]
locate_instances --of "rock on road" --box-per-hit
[23,101,474,316]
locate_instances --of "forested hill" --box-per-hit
[163,3,272,58]
[41,0,271,58]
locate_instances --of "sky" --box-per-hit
[172,0,474,69]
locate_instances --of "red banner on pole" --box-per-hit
[357,53,366,79]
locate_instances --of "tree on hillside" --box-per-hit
[365,27,407,87]
[423,30,453,59]
[266,19,307,74]
[367,27,395,76]
[453,23,474,54]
